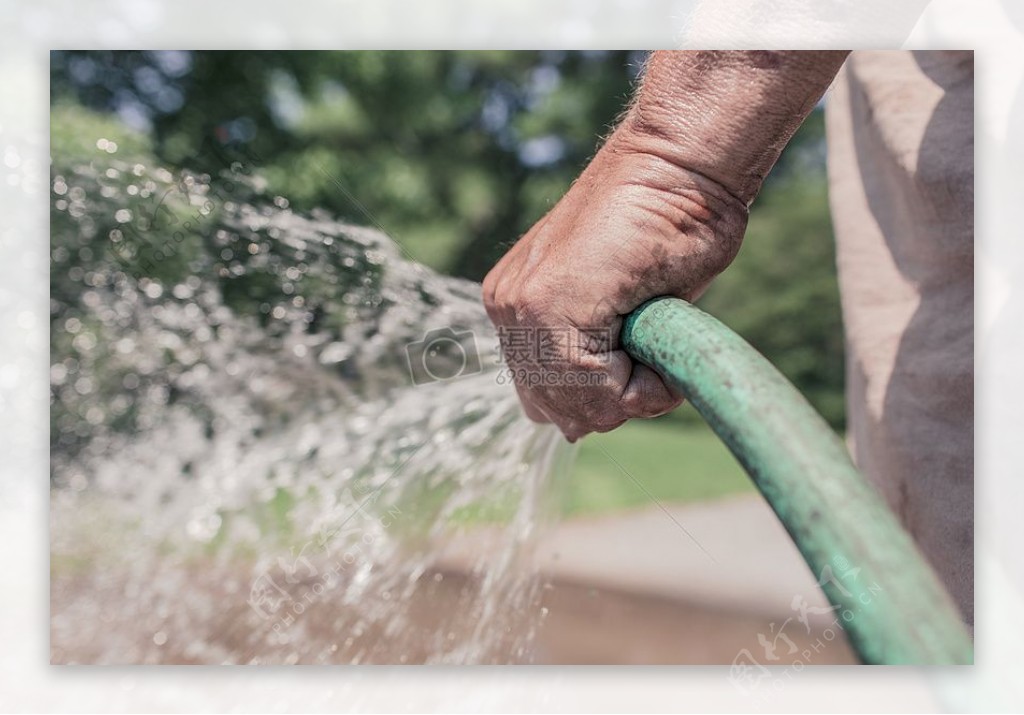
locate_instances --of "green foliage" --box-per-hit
[569,418,753,515]
[50,100,152,162]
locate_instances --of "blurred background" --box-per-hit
[50,51,851,664]
[51,49,844,517]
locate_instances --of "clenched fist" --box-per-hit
[482,126,747,441]
[483,51,847,441]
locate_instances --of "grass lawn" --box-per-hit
[564,415,755,516]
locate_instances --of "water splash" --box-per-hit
[50,148,574,664]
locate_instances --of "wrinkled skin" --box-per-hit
[482,128,748,441]
[483,51,849,442]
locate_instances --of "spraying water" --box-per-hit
[49,147,575,664]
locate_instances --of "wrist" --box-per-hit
[600,123,750,237]
[589,129,749,300]
[614,50,848,206]
[614,102,756,207]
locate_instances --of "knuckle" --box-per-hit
[579,396,627,433]
[621,385,683,418]
[511,277,552,323]
[590,412,627,433]
[481,272,500,316]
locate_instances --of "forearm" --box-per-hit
[614,50,849,205]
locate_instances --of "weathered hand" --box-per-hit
[483,51,848,441]
[482,127,748,441]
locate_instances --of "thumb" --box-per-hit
[620,362,685,418]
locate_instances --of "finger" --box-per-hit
[517,386,593,443]
[560,422,588,444]
[546,407,588,443]
[481,270,500,322]
[544,352,632,436]
[620,362,685,419]
[514,382,554,424]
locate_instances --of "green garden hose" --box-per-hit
[621,297,973,665]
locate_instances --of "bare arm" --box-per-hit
[623,51,849,203]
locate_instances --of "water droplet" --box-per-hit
[50,363,68,385]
